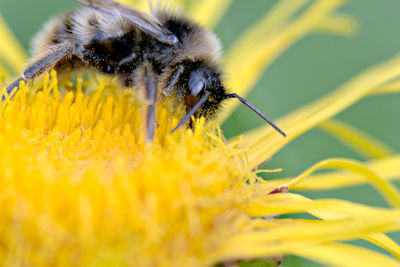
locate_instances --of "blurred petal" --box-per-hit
[270,155,400,190]
[277,158,400,208]
[292,243,400,267]
[243,53,400,168]
[249,192,396,218]
[0,14,26,73]
[216,242,400,267]
[219,0,353,123]
[224,0,310,68]
[188,0,233,29]
[365,234,400,260]
[319,119,395,159]
[218,212,400,263]
[249,193,400,258]
[0,63,9,78]
[371,80,400,95]
[314,14,359,35]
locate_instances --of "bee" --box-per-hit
[6,0,286,141]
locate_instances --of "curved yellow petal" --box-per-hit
[244,215,400,243]
[243,53,400,168]
[217,212,400,264]
[249,193,390,218]
[292,243,400,267]
[270,155,400,190]
[319,119,395,159]
[216,242,400,267]
[277,158,400,208]
[249,193,400,258]
[365,234,400,260]
[219,0,353,123]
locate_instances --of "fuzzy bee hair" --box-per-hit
[6,0,285,141]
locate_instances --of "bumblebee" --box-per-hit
[6,0,286,140]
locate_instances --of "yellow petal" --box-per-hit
[242,214,400,246]
[240,214,400,243]
[249,193,391,218]
[249,193,400,258]
[219,0,353,123]
[278,158,400,208]
[224,0,310,69]
[188,0,233,29]
[371,80,400,95]
[270,155,400,190]
[0,14,26,73]
[319,119,395,159]
[243,53,400,168]
[292,243,400,267]
[314,13,359,35]
[216,242,400,267]
[217,213,400,264]
[364,234,400,260]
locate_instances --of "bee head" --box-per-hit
[185,67,225,118]
[170,60,286,137]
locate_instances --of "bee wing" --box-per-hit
[75,0,178,45]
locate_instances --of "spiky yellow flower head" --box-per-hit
[1,0,400,266]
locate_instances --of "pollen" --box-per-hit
[0,74,258,266]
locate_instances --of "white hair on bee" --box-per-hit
[153,7,223,68]
[31,16,65,56]
[72,7,131,44]
[184,29,223,67]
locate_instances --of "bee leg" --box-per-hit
[5,46,72,96]
[4,77,25,97]
[140,64,158,142]
[163,65,184,97]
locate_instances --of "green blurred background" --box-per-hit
[0,0,399,266]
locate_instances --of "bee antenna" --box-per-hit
[224,93,286,137]
[170,91,211,134]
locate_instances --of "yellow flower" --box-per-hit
[1,0,400,266]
